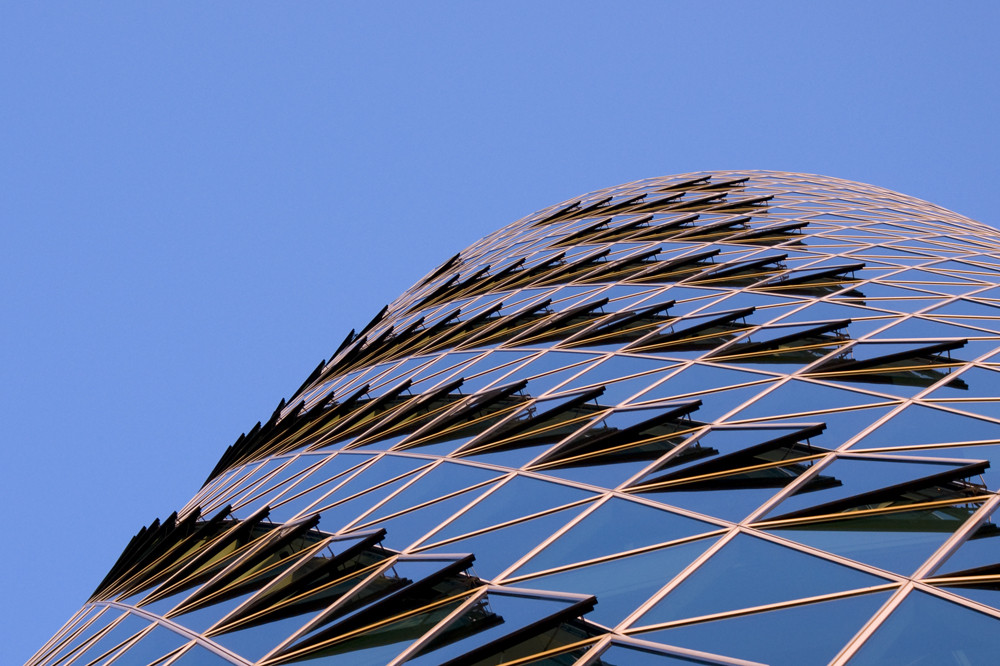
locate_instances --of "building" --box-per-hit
[28,171,1000,665]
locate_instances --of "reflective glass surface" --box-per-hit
[34,172,1000,666]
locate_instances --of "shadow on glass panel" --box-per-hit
[635,590,892,666]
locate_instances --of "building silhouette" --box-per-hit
[29,171,1000,665]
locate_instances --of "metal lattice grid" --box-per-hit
[30,171,1000,666]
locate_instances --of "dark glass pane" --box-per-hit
[744,407,897,450]
[846,445,1000,490]
[463,442,557,468]
[104,625,187,665]
[428,476,594,545]
[65,614,152,665]
[406,591,583,666]
[239,453,332,508]
[764,455,981,520]
[937,585,1000,611]
[279,594,469,665]
[170,590,257,633]
[853,405,1000,449]
[848,591,1000,665]
[637,590,891,666]
[420,503,591,579]
[169,644,238,665]
[360,462,503,525]
[368,482,505,551]
[313,467,432,534]
[763,503,981,575]
[632,364,774,404]
[519,537,719,627]
[513,498,720,578]
[299,455,429,514]
[267,454,377,523]
[594,643,720,665]
[732,379,892,420]
[40,608,124,666]
[213,613,317,662]
[636,534,886,626]
[635,484,779,523]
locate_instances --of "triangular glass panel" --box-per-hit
[687,382,778,423]
[933,315,1000,335]
[522,359,604,397]
[233,454,331,510]
[169,645,236,665]
[359,482,505,551]
[763,455,988,521]
[924,366,1000,398]
[933,520,1000,578]
[558,353,683,390]
[632,481,784,522]
[593,642,722,665]
[934,585,1000,612]
[405,589,595,666]
[789,300,888,326]
[516,351,605,386]
[533,402,702,471]
[760,501,983,576]
[312,465,434,534]
[631,424,827,486]
[630,363,774,403]
[303,455,431,516]
[267,454,377,523]
[636,589,892,666]
[537,455,657,488]
[462,441,556,468]
[62,613,153,665]
[583,369,684,406]
[418,503,592,580]
[851,443,1000,487]
[873,316,984,341]
[515,536,720,627]
[729,407,896,450]
[101,625,187,665]
[37,608,126,666]
[459,390,606,457]
[847,590,1000,665]
[730,380,892,421]
[930,298,1000,318]
[274,593,473,666]
[357,462,504,526]
[636,534,886,626]
[408,351,489,391]
[212,613,316,663]
[512,498,719,577]
[853,405,1000,448]
[424,476,595,547]
[169,590,259,633]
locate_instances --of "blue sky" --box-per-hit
[3,3,999,662]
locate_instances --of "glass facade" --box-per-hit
[29,171,1000,665]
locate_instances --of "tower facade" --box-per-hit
[30,172,1000,665]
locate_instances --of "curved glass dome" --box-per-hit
[31,172,1000,665]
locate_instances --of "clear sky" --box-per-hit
[3,3,999,662]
